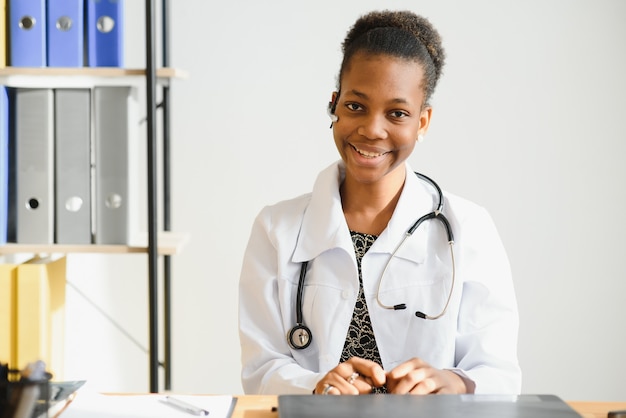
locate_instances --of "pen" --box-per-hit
[161,396,210,416]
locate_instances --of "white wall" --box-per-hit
[62,0,626,401]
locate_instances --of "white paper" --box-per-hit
[60,393,235,418]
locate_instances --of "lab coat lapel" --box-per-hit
[292,162,437,264]
[375,165,434,264]
[292,162,354,263]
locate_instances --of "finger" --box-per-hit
[320,383,340,395]
[346,371,359,385]
[316,379,347,395]
[343,372,379,395]
[344,357,386,387]
[315,374,345,395]
[430,370,468,394]
[347,374,379,394]
[387,367,431,394]
[331,368,380,394]
[407,377,439,395]
[314,381,328,395]
[387,357,427,381]
[330,377,360,395]
[386,358,429,394]
[316,357,386,394]
[435,385,456,394]
[405,369,467,395]
[352,377,374,394]
[318,369,359,395]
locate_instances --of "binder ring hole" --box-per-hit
[97,16,115,33]
[19,16,36,30]
[106,194,123,209]
[65,197,83,212]
[56,16,73,31]
[27,198,39,210]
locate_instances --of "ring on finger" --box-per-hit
[321,383,334,395]
[347,372,359,385]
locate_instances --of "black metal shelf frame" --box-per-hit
[145,0,173,393]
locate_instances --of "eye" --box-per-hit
[389,110,409,119]
[345,102,363,112]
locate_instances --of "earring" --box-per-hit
[327,102,338,123]
[417,134,425,143]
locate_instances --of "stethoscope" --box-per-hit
[287,172,456,350]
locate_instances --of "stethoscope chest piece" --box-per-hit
[287,323,312,349]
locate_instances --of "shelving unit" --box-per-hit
[0,0,180,393]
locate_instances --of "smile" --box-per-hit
[351,144,388,158]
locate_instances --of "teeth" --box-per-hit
[353,145,385,158]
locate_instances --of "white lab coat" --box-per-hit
[238,161,521,395]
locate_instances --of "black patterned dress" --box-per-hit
[340,231,387,393]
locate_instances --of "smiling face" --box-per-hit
[332,52,432,188]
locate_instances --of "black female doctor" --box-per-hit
[238,10,521,395]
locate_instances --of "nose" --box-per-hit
[357,113,388,140]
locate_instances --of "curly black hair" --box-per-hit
[337,10,446,106]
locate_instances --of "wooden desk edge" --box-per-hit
[567,401,626,418]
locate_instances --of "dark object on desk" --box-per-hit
[608,411,626,418]
[0,367,51,418]
[0,373,85,418]
[278,394,583,418]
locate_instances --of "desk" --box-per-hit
[568,402,626,418]
[229,396,626,418]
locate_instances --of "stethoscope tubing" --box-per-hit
[287,172,455,349]
[295,261,308,325]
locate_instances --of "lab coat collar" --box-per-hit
[292,161,434,264]
[292,161,352,263]
[375,165,432,264]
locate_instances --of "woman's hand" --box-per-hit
[314,357,386,395]
[385,358,469,394]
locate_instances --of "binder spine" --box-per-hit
[54,89,92,244]
[47,0,85,67]
[14,88,54,244]
[8,0,47,67]
[16,256,66,379]
[94,86,138,245]
[0,0,6,68]
[0,87,8,245]
[0,263,17,367]
[87,0,124,67]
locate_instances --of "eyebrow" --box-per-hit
[345,89,410,105]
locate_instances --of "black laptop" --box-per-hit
[278,394,582,418]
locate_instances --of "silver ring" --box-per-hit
[321,383,334,395]
[347,372,359,385]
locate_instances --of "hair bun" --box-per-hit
[343,10,444,81]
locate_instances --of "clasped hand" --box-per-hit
[314,357,468,395]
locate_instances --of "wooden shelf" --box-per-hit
[0,232,189,256]
[0,67,189,88]
[0,67,188,78]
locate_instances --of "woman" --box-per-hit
[238,10,521,395]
